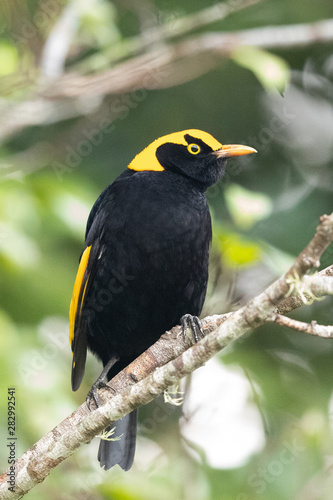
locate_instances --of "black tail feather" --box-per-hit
[98,409,137,471]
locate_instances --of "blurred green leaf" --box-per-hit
[0,221,40,268]
[77,0,121,48]
[214,226,262,268]
[224,184,273,229]
[0,41,19,76]
[232,46,290,93]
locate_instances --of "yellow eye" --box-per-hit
[187,143,201,155]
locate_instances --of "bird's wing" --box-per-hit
[69,239,102,391]
[69,180,115,392]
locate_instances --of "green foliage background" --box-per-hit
[0,1,333,499]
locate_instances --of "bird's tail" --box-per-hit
[98,409,137,471]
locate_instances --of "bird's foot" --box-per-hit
[86,380,113,410]
[86,357,118,410]
[180,314,204,343]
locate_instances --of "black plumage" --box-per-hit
[69,129,256,470]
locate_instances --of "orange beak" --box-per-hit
[214,144,257,158]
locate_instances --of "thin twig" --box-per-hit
[273,314,333,338]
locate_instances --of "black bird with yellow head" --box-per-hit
[69,129,256,471]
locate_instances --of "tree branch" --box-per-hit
[2,16,333,144]
[0,212,332,499]
[101,0,261,66]
[277,264,333,314]
[272,314,333,338]
[37,19,333,99]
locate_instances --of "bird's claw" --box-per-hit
[86,380,114,411]
[86,356,119,410]
[180,314,204,343]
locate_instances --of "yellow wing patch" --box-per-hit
[128,129,223,172]
[69,245,91,347]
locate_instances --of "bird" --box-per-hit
[69,129,256,471]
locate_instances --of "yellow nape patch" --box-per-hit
[69,245,91,347]
[128,129,223,172]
